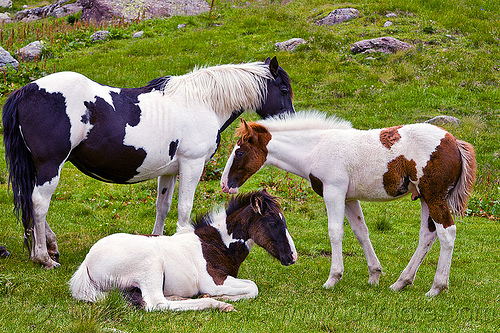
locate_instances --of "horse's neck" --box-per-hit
[194,211,252,276]
[266,131,317,179]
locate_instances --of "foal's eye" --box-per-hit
[235,150,245,158]
[269,221,278,228]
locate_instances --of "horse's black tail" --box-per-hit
[2,86,37,256]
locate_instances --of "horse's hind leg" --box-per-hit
[345,200,383,285]
[390,200,437,292]
[425,201,456,297]
[31,175,61,269]
[152,175,177,235]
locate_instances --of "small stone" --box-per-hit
[274,38,307,52]
[316,8,360,25]
[132,31,144,38]
[177,23,186,29]
[383,21,393,27]
[91,30,110,42]
[425,116,462,126]
[386,12,397,18]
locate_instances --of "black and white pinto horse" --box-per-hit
[221,111,476,296]
[2,57,294,269]
[70,190,297,312]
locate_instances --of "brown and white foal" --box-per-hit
[70,190,296,311]
[221,111,476,296]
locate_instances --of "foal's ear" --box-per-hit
[251,193,264,215]
[269,56,279,78]
[264,57,271,65]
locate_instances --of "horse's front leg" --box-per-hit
[201,276,259,301]
[31,180,60,269]
[345,200,382,285]
[176,158,206,228]
[152,175,177,235]
[322,185,348,289]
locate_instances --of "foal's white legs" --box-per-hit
[31,178,61,269]
[201,276,259,301]
[322,186,348,289]
[390,201,437,292]
[426,223,456,296]
[345,200,383,285]
[152,175,177,235]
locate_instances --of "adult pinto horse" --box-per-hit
[70,190,296,312]
[3,57,294,269]
[221,111,476,296]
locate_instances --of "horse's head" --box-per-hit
[256,57,295,118]
[221,119,271,194]
[229,190,296,266]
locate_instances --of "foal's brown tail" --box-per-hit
[448,140,477,216]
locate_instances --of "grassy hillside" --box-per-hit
[0,1,499,332]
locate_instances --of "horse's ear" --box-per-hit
[251,193,263,215]
[269,56,279,77]
[264,57,271,65]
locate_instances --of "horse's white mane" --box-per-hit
[257,110,352,131]
[163,62,272,116]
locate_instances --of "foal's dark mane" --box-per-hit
[192,190,282,232]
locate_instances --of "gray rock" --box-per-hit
[0,12,11,22]
[351,37,412,54]
[316,8,360,25]
[132,30,144,38]
[80,0,210,23]
[91,30,111,42]
[16,41,44,62]
[177,23,187,29]
[274,38,307,52]
[14,0,81,21]
[383,21,393,27]
[0,0,11,8]
[425,116,462,126]
[0,46,19,69]
[386,12,397,18]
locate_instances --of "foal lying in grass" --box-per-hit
[70,190,296,311]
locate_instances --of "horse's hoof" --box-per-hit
[0,246,10,257]
[220,303,235,312]
[50,252,60,263]
[43,259,61,270]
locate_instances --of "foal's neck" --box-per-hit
[194,210,252,285]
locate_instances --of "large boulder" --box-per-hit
[80,0,210,23]
[14,0,81,21]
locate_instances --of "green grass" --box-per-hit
[0,0,499,331]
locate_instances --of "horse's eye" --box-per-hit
[269,221,278,228]
[280,88,289,96]
[235,150,245,158]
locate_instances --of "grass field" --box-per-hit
[0,0,499,332]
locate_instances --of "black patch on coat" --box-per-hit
[309,173,324,197]
[16,83,72,186]
[70,77,172,183]
[169,140,179,160]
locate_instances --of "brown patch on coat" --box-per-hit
[419,133,462,228]
[380,125,403,149]
[383,155,418,197]
[309,173,324,197]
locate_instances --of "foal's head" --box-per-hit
[227,189,296,266]
[221,120,271,194]
[256,57,295,118]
